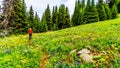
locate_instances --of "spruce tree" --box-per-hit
[72,0,80,26]
[78,0,85,25]
[58,4,66,29]
[28,6,34,29]
[91,0,99,22]
[82,0,85,9]
[111,4,118,19]
[64,7,71,28]
[97,0,106,21]
[52,6,58,30]
[34,12,40,32]
[12,0,26,33]
[104,4,111,19]
[52,6,55,29]
[83,0,99,23]
[44,4,52,30]
[108,0,117,8]
[21,0,28,33]
[41,13,48,32]
[117,1,120,13]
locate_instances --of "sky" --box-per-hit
[0,0,98,18]
[25,0,76,18]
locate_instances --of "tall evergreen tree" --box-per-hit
[40,13,48,32]
[108,0,118,8]
[83,0,99,23]
[44,4,52,30]
[52,6,58,30]
[34,12,40,32]
[104,4,111,19]
[97,0,106,21]
[117,0,120,13]
[64,7,71,28]
[91,0,99,22]
[1,0,28,34]
[58,4,66,29]
[28,6,34,29]
[11,0,26,33]
[21,0,28,33]
[82,0,85,9]
[111,4,118,19]
[78,0,85,25]
[52,6,55,28]
[72,0,81,26]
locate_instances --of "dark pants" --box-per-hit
[29,34,32,40]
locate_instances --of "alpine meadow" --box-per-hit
[0,0,120,68]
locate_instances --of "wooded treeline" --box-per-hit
[0,0,120,34]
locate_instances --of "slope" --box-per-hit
[0,15,120,68]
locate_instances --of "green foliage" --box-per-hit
[82,0,85,9]
[104,4,112,20]
[28,6,34,28]
[97,0,106,21]
[34,12,41,33]
[111,4,118,19]
[83,0,99,23]
[52,6,58,30]
[117,0,120,13]
[108,0,118,8]
[44,4,52,30]
[64,7,71,28]
[72,0,81,26]
[11,0,28,34]
[21,0,28,33]
[58,4,68,29]
[40,13,48,32]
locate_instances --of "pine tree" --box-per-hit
[34,12,40,32]
[44,4,52,30]
[58,4,66,29]
[108,0,117,8]
[0,0,28,34]
[28,6,34,29]
[111,4,118,19]
[64,7,71,28]
[72,0,80,26]
[52,6,58,30]
[82,0,85,9]
[12,0,26,33]
[52,6,55,29]
[41,13,48,32]
[91,0,99,22]
[97,0,106,21]
[21,0,28,33]
[83,0,90,23]
[104,4,111,19]
[83,0,99,23]
[78,0,85,25]
[117,1,120,13]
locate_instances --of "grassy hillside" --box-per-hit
[0,15,120,68]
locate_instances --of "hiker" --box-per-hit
[28,28,32,40]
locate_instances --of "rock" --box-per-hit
[80,53,93,63]
[77,49,90,55]
[77,48,93,63]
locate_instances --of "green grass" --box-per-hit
[0,15,120,68]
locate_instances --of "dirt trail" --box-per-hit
[40,52,49,68]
